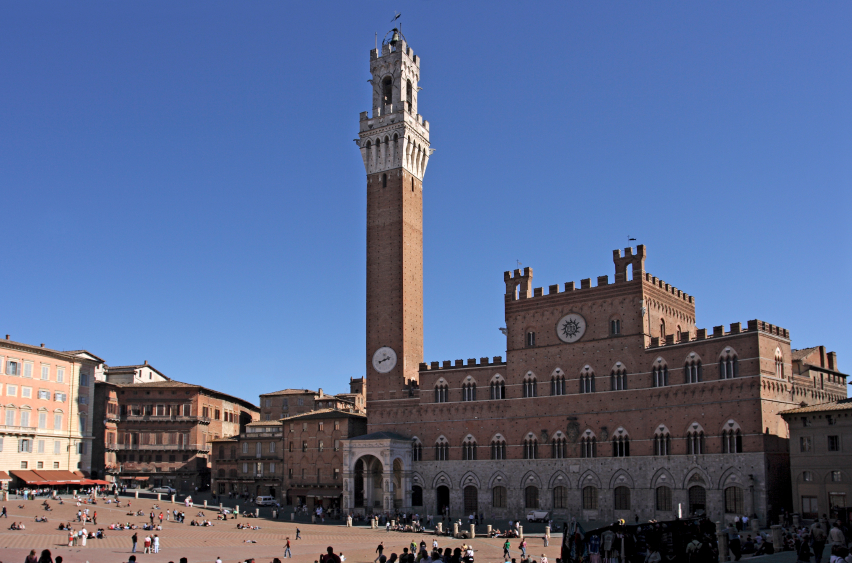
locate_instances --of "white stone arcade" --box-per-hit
[341,432,414,514]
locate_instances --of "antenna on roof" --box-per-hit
[628,236,636,242]
[516,260,522,268]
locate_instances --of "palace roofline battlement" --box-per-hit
[503,246,692,305]
[418,356,506,372]
[503,270,693,305]
[647,319,790,349]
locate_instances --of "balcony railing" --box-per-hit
[108,443,211,452]
[0,424,38,434]
[119,415,211,424]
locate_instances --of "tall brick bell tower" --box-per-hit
[356,29,432,403]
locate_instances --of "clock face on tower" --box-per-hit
[556,313,587,343]
[372,347,398,373]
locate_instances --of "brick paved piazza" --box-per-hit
[0,498,563,563]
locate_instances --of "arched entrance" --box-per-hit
[463,485,478,514]
[437,485,450,516]
[689,486,706,515]
[353,455,383,510]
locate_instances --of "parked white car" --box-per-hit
[152,486,176,494]
[254,496,276,506]
[526,510,549,522]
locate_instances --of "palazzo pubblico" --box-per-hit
[341,30,846,525]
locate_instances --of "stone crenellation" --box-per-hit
[648,319,790,348]
[419,356,505,371]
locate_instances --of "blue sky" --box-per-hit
[1,2,850,403]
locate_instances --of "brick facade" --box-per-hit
[344,33,849,525]
[92,377,258,491]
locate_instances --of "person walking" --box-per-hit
[828,522,846,549]
[153,534,160,553]
[504,539,511,559]
[284,537,292,558]
[728,522,742,561]
[93,511,97,525]
[520,539,528,559]
[1,505,7,518]
[131,532,138,553]
[375,542,385,562]
[143,535,151,554]
[812,523,828,563]
[81,527,88,547]
[159,512,163,525]
[296,527,301,540]
[150,511,155,526]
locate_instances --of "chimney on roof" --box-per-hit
[144,360,148,365]
[5,335,8,340]
[40,343,45,348]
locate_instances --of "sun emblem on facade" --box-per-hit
[555,313,586,343]
[561,318,581,339]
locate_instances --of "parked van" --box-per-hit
[254,496,276,506]
[526,510,549,522]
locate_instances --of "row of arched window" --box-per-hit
[434,352,743,403]
[419,424,743,461]
[434,484,745,514]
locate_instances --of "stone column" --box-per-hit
[382,471,394,512]
[770,525,782,551]
[469,524,476,538]
[792,514,800,528]
[750,518,759,533]
[716,523,728,563]
[519,525,524,539]
[436,522,443,534]
[487,525,492,536]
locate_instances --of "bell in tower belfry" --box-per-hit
[356,29,433,403]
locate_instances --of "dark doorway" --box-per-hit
[437,485,450,516]
[689,486,706,515]
[412,486,423,507]
[463,486,478,514]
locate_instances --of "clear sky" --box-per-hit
[2,2,850,403]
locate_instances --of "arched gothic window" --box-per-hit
[581,434,597,458]
[382,76,393,106]
[687,426,705,455]
[490,377,506,400]
[411,439,422,461]
[653,364,669,387]
[719,350,739,379]
[685,358,703,384]
[523,374,537,398]
[612,433,630,457]
[552,434,567,459]
[611,366,627,391]
[654,427,671,456]
[434,381,448,403]
[406,80,413,113]
[721,427,743,454]
[462,437,477,460]
[382,172,387,188]
[775,349,784,379]
[490,436,507,460]
[434,438,449,461]
[580,368,595,393]
[462,381,477,402]
[551,373,565,396]
[523,435,538,460]
[660,319,666,339]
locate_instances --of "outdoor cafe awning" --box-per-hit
[0,471,11,481]
[10,470,87,485]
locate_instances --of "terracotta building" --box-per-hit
[92,368,258,491]
[0,336,100,485]
[210,419,284,499]
[258,379,366,422]
[211,385,368,507]
[780,349,851,522]
[342,30,849,525]
[283,408,367,510]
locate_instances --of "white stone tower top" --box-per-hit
[356,29,433,180]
